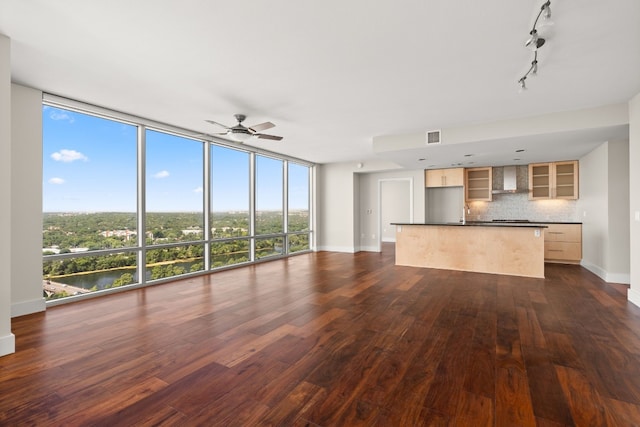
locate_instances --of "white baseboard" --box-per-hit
[606,272,631,285]
[381,238,396,243]
[0,333,15,357]
[580,261,607,281]
[628,287,640,308]
[316,246,356,253]
[359,245,380,252]
[580,261,630,284]
[11,298,46,318]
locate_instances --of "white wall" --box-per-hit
[373,103,629,154]
[607,140,630,280]
[357,169,425,251]
[629,93,640,306]
[578,140,631,284]
[380,180,411,242]
[0,34,15,357]
[316,160,404,252]
[316,163,357,252]
[578,143,610,277]
[11,84,45,317]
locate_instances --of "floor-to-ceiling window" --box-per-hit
[210,145,251,268]
[42,99,313,303]
[42,106,138,299]
[287,161,311,253]
[145,129,205,281]
[255,155,284,260]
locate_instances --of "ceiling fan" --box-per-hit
[205,114,283,142]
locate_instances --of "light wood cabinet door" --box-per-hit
[465,167,492,201]
[529,161,578,200]
[544,223,582,263]
[554,161,579,199]
[425,168,464,188]
[529,163,552,199]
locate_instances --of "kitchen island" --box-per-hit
[394,222,547,278]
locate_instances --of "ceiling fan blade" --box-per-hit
[205,119,230,129]
[248,121,275,132]
[256,133,283,141]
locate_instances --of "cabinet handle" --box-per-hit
[548,249,563,252]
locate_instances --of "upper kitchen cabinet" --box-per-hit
[425,168,464,188]
[529,161,578,200]
[465,167,492,201]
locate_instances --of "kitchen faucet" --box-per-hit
[462,204,470,224]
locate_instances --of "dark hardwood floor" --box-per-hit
[2,244,640,426]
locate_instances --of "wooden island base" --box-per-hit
[395,224,545,278]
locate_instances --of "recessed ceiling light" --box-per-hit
[515,149,525,153]
[418,158,426,161]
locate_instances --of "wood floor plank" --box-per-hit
[496,366,536,426]
[555,365,618,426]
[3,245,640,425]
[455,391,494,427]
[521,345,574,425]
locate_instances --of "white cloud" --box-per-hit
[49,110,75,123]
[51,149,88,162]
[49,177,65,184]
[193,186,203,193]
[154,170,170,179]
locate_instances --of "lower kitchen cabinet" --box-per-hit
[544,223,582,264]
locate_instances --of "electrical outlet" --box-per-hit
[534,229,540,237]
[635,211,640,221]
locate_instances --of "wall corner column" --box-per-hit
[628,92,640,307]
[0,34,16,357]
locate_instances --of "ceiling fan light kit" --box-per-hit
[205,113,283,142]
[518,0,552,92]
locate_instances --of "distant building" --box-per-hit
[100,229,137,241]
[181,228,202,236]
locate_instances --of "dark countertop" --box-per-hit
[392,222,549,228]
[523,221,582,224]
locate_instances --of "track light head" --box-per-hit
[525,29,539,48]
[518,78,527,93]
[542,1,552,20]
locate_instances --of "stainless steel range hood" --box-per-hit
[492,166,527,194]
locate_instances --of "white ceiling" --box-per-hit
[1,0,639,168]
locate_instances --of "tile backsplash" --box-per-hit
[468,192,578,222]
[467,166,579,222]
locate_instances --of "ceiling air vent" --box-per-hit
[426,130,441,145]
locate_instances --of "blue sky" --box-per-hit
[43,106,308,212]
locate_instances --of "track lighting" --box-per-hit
[530,58,538,76]
[518,1,552,91]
